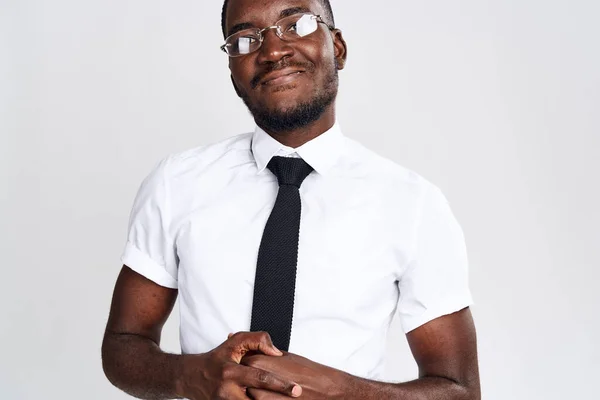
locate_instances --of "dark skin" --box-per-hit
[227,0,347,148]
[102,267,479,399]
[102,267,303,399]
[102,1,480,399]
[238,311,480,400]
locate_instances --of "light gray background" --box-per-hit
[1,0,598,399]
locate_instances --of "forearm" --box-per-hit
[342,373,479,400]
[101,331,186,400]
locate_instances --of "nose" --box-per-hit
[256,27,294,64]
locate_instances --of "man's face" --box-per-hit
[224,0,347,132]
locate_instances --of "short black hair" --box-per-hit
[221,0,335,38]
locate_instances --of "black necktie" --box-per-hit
[250,156,314,351]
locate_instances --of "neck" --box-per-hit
[257,106,336,148]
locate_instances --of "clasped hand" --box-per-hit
[178,331,346,400]
[241,348,346,400]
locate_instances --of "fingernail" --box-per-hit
[274,348,283,355]
[292,385,302,397]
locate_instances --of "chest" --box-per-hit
[172,175,415,308]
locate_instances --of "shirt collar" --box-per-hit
[251,121,345,176]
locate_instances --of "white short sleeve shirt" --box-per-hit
[121,122,473,379]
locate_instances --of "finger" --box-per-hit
[218,383,253,400]
[247,387,290,400]
[234,364,302,398]
[227,332,283,362]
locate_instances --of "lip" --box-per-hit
[261,69,305,86]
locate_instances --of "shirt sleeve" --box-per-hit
[396,182,473,333]
[120,157,178,289]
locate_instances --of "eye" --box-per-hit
[236,35,259,54]
[284,15,317,37]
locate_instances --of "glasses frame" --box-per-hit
[220,13,335,57]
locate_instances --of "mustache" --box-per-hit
[251,60,316,89]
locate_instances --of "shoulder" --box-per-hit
[341,135,439,198]
[169,131,253,168]
[153,131,254,179]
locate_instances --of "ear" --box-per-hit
[331,29,348,70]
[230,74,242,98]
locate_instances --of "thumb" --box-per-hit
[227,332,283,363]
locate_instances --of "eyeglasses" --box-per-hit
[221,13,334,57]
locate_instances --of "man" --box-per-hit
[101,0,480,399]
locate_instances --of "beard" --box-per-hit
[239,61,339,133]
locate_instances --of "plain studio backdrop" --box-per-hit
[1,0,598,398]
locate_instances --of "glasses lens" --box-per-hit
[225,31,260,55]
[280,14,318,39]
[222,14,320,56]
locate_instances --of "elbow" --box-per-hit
[457,380,481,400]
[448,381,481,400]
[425,375,480,400]
[452,378,481,400]
[100,333,119,387]
[461,385,481,400]
[466,388,481,400]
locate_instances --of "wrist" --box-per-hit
[174,353,196,398]
[329,368,355,400]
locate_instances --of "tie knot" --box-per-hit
[267,156,314,188]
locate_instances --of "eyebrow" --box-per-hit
[226,6,313,37]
